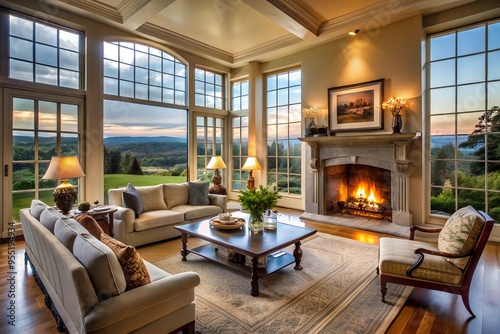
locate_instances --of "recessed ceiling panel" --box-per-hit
[148,0,289,54]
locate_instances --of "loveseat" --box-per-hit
[21,199,200,334]
[108,182,227,247]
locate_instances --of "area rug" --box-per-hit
[152,233,413,334]
[300,212,410,238]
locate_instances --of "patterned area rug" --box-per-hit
[300,212,410,238]
[152,233,413,334]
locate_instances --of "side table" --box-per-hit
[73,206,118,237]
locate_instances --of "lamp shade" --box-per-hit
[206,156,227,169]
[43,156,85,180]
[302,106,321,118]
[241,157,262,171]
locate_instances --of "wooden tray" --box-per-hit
[210,217,245,230]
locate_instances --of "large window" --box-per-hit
[195,68,224,109]
[231,116,249,191]
[11,96,82,222]
[266,68,302,195]
[102,42,189,203]
[103,41,187,105]
[196,116,225,181]
[9,14,82,88]
[428,20,500,221]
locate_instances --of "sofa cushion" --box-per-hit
[171,204,223,221]
[134,210,185,232]
[30,199,49,220]
[54,218,89,251]
[188,181,209,205]
[39,207,66,233]
[73,233,127,300]
[136,184,168,212]
[438,206,485,270]
[74,214,104,239]
[100,233,151,290]
[123,183,143,218]
[163,183,189,208]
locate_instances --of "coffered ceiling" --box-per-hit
[14,0,478,67]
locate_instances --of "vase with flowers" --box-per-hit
[238,184,282,233]
[381,96,408,133]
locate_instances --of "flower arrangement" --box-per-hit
[381,96,408,116]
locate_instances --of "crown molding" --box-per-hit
[137,23,234,64]
[233,34,301,64]
[58,0,123,23]
[267,0,322,36]
[117,0,150,21]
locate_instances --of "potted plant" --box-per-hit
[238,184,282,233]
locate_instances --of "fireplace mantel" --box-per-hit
[298,132,420,148]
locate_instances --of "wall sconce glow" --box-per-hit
[348,29,360,36]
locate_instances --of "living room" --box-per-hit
[0,0,500,333]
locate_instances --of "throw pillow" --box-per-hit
[136,184,168,211]
[438,205,485,269]
[122,183,143,218]
[74,214,104,239]
[100,233,151,290]
[188,181,209,205]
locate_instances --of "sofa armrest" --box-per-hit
[83,271,200,333]
[112,206,136,240]
[209,194,227,212]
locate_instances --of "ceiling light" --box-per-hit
[348,29,360,36]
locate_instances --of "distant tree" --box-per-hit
[104,146,122,174]
[459,106,500,174]
[120,151,133,173]
[128,157,143,175]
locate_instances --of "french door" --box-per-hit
[2,89,84,236]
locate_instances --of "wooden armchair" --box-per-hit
[377,206,494,317]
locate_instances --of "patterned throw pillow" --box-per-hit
[100,233,151,290]
[438,206,485,269]
[74,214,104,239]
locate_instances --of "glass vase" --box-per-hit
[248,214,264,233]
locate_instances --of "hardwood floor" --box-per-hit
[1,207,499,333]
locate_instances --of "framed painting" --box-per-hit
[328,79,384,133]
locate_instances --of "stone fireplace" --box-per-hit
[300,133,420,226]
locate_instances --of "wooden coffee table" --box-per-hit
[175,214,317,296]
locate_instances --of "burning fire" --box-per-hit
[354,180,381,203]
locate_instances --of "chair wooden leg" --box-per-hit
[461,290,476,318]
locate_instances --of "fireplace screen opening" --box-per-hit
[325,164,392,221]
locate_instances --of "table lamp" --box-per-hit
[241,157,262,190]
[206,156,227,195]
[43,156,85,214]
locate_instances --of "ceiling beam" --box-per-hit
[119,0,176,30]
[241,0,320,40]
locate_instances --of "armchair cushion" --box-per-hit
[438,206,485,269]
[379,237,463,285]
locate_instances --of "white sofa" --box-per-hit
[21,200,200,334]
[108,183,227,247]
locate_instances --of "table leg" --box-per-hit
[250,256,260,296]
[180,234,190,261]
[293,241,303,270]
[108,212,114,237]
